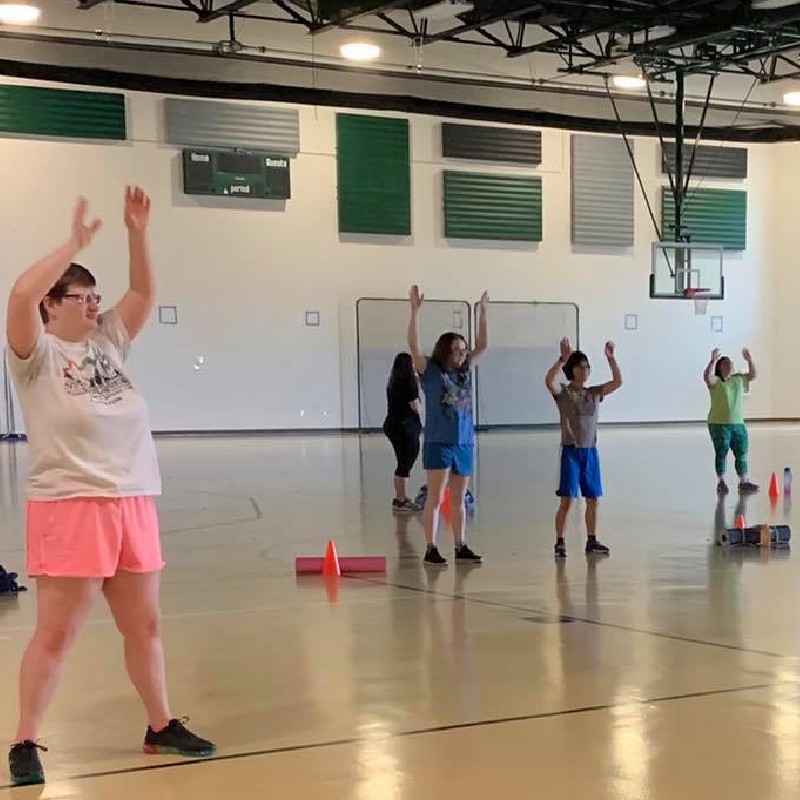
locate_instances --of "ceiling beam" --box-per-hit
[423,2,543,43]
[198,0,262,22]
[77,0,110,8]
[311,0,416,33]
[271,0,314,26]
[629,3,800,58]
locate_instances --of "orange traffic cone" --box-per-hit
[322,540,341,577]
[734,514,746,530]
[769,472,780,499]
[324,575,340,603]
[441,486,452,519]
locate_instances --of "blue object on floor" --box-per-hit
[414,485,475,512]
[720,525,791,546]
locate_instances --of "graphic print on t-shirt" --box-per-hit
[61,347,132,405]
[441,372,472,416]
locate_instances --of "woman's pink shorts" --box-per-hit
[26,496,164,578]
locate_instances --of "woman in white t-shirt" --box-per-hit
[6,190,214,786]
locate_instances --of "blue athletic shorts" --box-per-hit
[423,443,474,477]
[557,446,602,499]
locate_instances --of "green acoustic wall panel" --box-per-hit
[0,85,126,141]
[443,171,542,241]
[661,188,747,250]
[336,113,411,235]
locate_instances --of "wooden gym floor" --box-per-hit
[1,425,800,799]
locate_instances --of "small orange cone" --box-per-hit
[322,540,341,577]
[734,514,746,530]
[441,486,452,519]
[769,472,780,499]
[324,575,340,603]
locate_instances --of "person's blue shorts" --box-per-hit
[557,446,602,499]
[423,443,474,477]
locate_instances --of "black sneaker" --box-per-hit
[392,499,409,514]
[143,718,216,758]
[9,741,46,786]
[423,545,447,567]
[554,540,566,559]
[454,544,482,564]
[585,538,610,556]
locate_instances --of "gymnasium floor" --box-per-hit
[1,424,800,799]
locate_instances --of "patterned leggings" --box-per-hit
[708,423,749,478]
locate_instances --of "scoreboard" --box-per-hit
[182,149,291,200]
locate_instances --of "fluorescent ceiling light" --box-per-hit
[784,91,800,106]
[340,42,381,61]
[752,0,798,9]
[612,74,647,89]
[0,3,40,23]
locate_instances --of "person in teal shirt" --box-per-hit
[704,347,758,495]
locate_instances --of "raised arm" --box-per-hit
[407,285,427,374]
[704,348,721,387]
[742,347,756,382]
[546,338,572,396]
[471,290,489,365]
[597,341,622,397]
[7,198,101,359]
[113,186,155,341]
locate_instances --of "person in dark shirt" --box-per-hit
[383,352,422,514]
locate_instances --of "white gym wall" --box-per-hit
[0,77,778,431]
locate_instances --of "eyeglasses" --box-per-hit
[60,292,102,305]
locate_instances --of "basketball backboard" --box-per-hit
[650,241,724,300]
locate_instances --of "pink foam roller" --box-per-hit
[339,556,387,574]
[295,557,324,575]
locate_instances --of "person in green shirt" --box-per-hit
[704,347,758,495]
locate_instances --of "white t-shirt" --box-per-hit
[7,310,161,500]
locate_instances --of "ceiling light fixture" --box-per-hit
[752,0,798,9]
[612,74,647,90]
[784,90,800,106]
[340,42,381,61]
[0,3,40,23]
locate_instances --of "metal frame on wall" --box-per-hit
[355,297,473,432]
[0,350,24,441]
[472,300,580,430]
[355,297,580,432]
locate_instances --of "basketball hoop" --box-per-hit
[684,288,710,315]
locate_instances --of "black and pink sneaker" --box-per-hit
[143,718,215,758]
[8,741,46,786]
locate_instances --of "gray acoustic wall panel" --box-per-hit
[661,143,747,179]
[442,122,541,165]
[571,134,634,247]
[164,97,300,155]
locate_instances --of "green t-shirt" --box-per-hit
[708,374,748,425]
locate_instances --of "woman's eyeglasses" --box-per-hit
[60,292,102,305]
